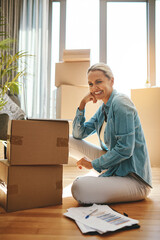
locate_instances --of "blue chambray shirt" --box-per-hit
[72,89,152,187]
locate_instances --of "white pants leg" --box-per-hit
[69,135,106,161]
[69,136,151,204]
[71,175,151,204]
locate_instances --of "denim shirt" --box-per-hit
[72,89,152,187]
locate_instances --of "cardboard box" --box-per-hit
[131,88,160,167]
[63,49,90,62]
[0,160,63,212]
[7,119,69,165]
[55,61,90,87]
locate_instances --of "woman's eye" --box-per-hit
[96,81,102,84]
[88,83,93,87]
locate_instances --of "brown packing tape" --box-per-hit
[56,138,68,147]
[56,181,62,190]
[7,185,18,194]
[0,179,7,190]
[7,135,23,145]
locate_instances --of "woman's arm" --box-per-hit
[72,92,100,139]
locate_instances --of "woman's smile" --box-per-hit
[94,90,103,96]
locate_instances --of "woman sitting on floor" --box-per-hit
[69,62,152,204]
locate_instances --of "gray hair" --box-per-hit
[87,63,114,79]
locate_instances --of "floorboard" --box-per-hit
[0,167,160,240]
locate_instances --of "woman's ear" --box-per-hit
[111,77,114,86]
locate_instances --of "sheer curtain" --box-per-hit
[0,0,21,57]
[19,0,51,119]
[0,0,22,106]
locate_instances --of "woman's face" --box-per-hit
[88,70,114,104]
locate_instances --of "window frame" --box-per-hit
[50,0,66,61]
[50,0,156,86]
[100,0,155,86]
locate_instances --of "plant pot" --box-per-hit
[0,113,9,140]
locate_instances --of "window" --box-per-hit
[106,1,147,95]
[156,0,160,86]
[50,1,60,117]
[66,0,99,65]
[51,2,60,87]
[51,0,157,96]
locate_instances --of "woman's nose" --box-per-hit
[91,84,99,91]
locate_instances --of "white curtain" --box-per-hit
[19,0,51,118]
[0,0,21,58]
[0,0,22,106]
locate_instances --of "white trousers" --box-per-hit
[69,136,151,204]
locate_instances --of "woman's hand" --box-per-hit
[79,93,97,110]
[76,157,93,170]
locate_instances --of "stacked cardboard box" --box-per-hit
[0,119,69,212]
[55,49,101,146]
[131,88,160,167]
[55,61,90,88]
[63,49,90,62]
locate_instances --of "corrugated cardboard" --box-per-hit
[0,160,63,212]
[63,49,90,62]
[55,61,90,87]
[131,87,160,167]
[7,119,69,165]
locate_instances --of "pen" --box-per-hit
[85,209,98,219]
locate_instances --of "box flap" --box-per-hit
[28,118,70,122]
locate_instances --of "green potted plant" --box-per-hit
[0,38,27,109]
[0,13,28,140]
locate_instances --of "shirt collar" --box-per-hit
[102,89,117,111]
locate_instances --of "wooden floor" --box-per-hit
[0,166,160,240]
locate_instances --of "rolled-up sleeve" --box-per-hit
[72,108,98,139]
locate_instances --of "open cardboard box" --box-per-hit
[0,160,63,212]
[7,119,69,165]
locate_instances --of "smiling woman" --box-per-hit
[69,62,152,205]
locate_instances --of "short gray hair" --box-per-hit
[87,63,114,79]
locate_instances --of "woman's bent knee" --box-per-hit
[71,177,95,204]
[71,177,83,203]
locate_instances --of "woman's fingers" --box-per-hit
[85,93,97,103]
[91,93,97,103]
[76,157,93,170]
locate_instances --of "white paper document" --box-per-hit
[64,204,139,234]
